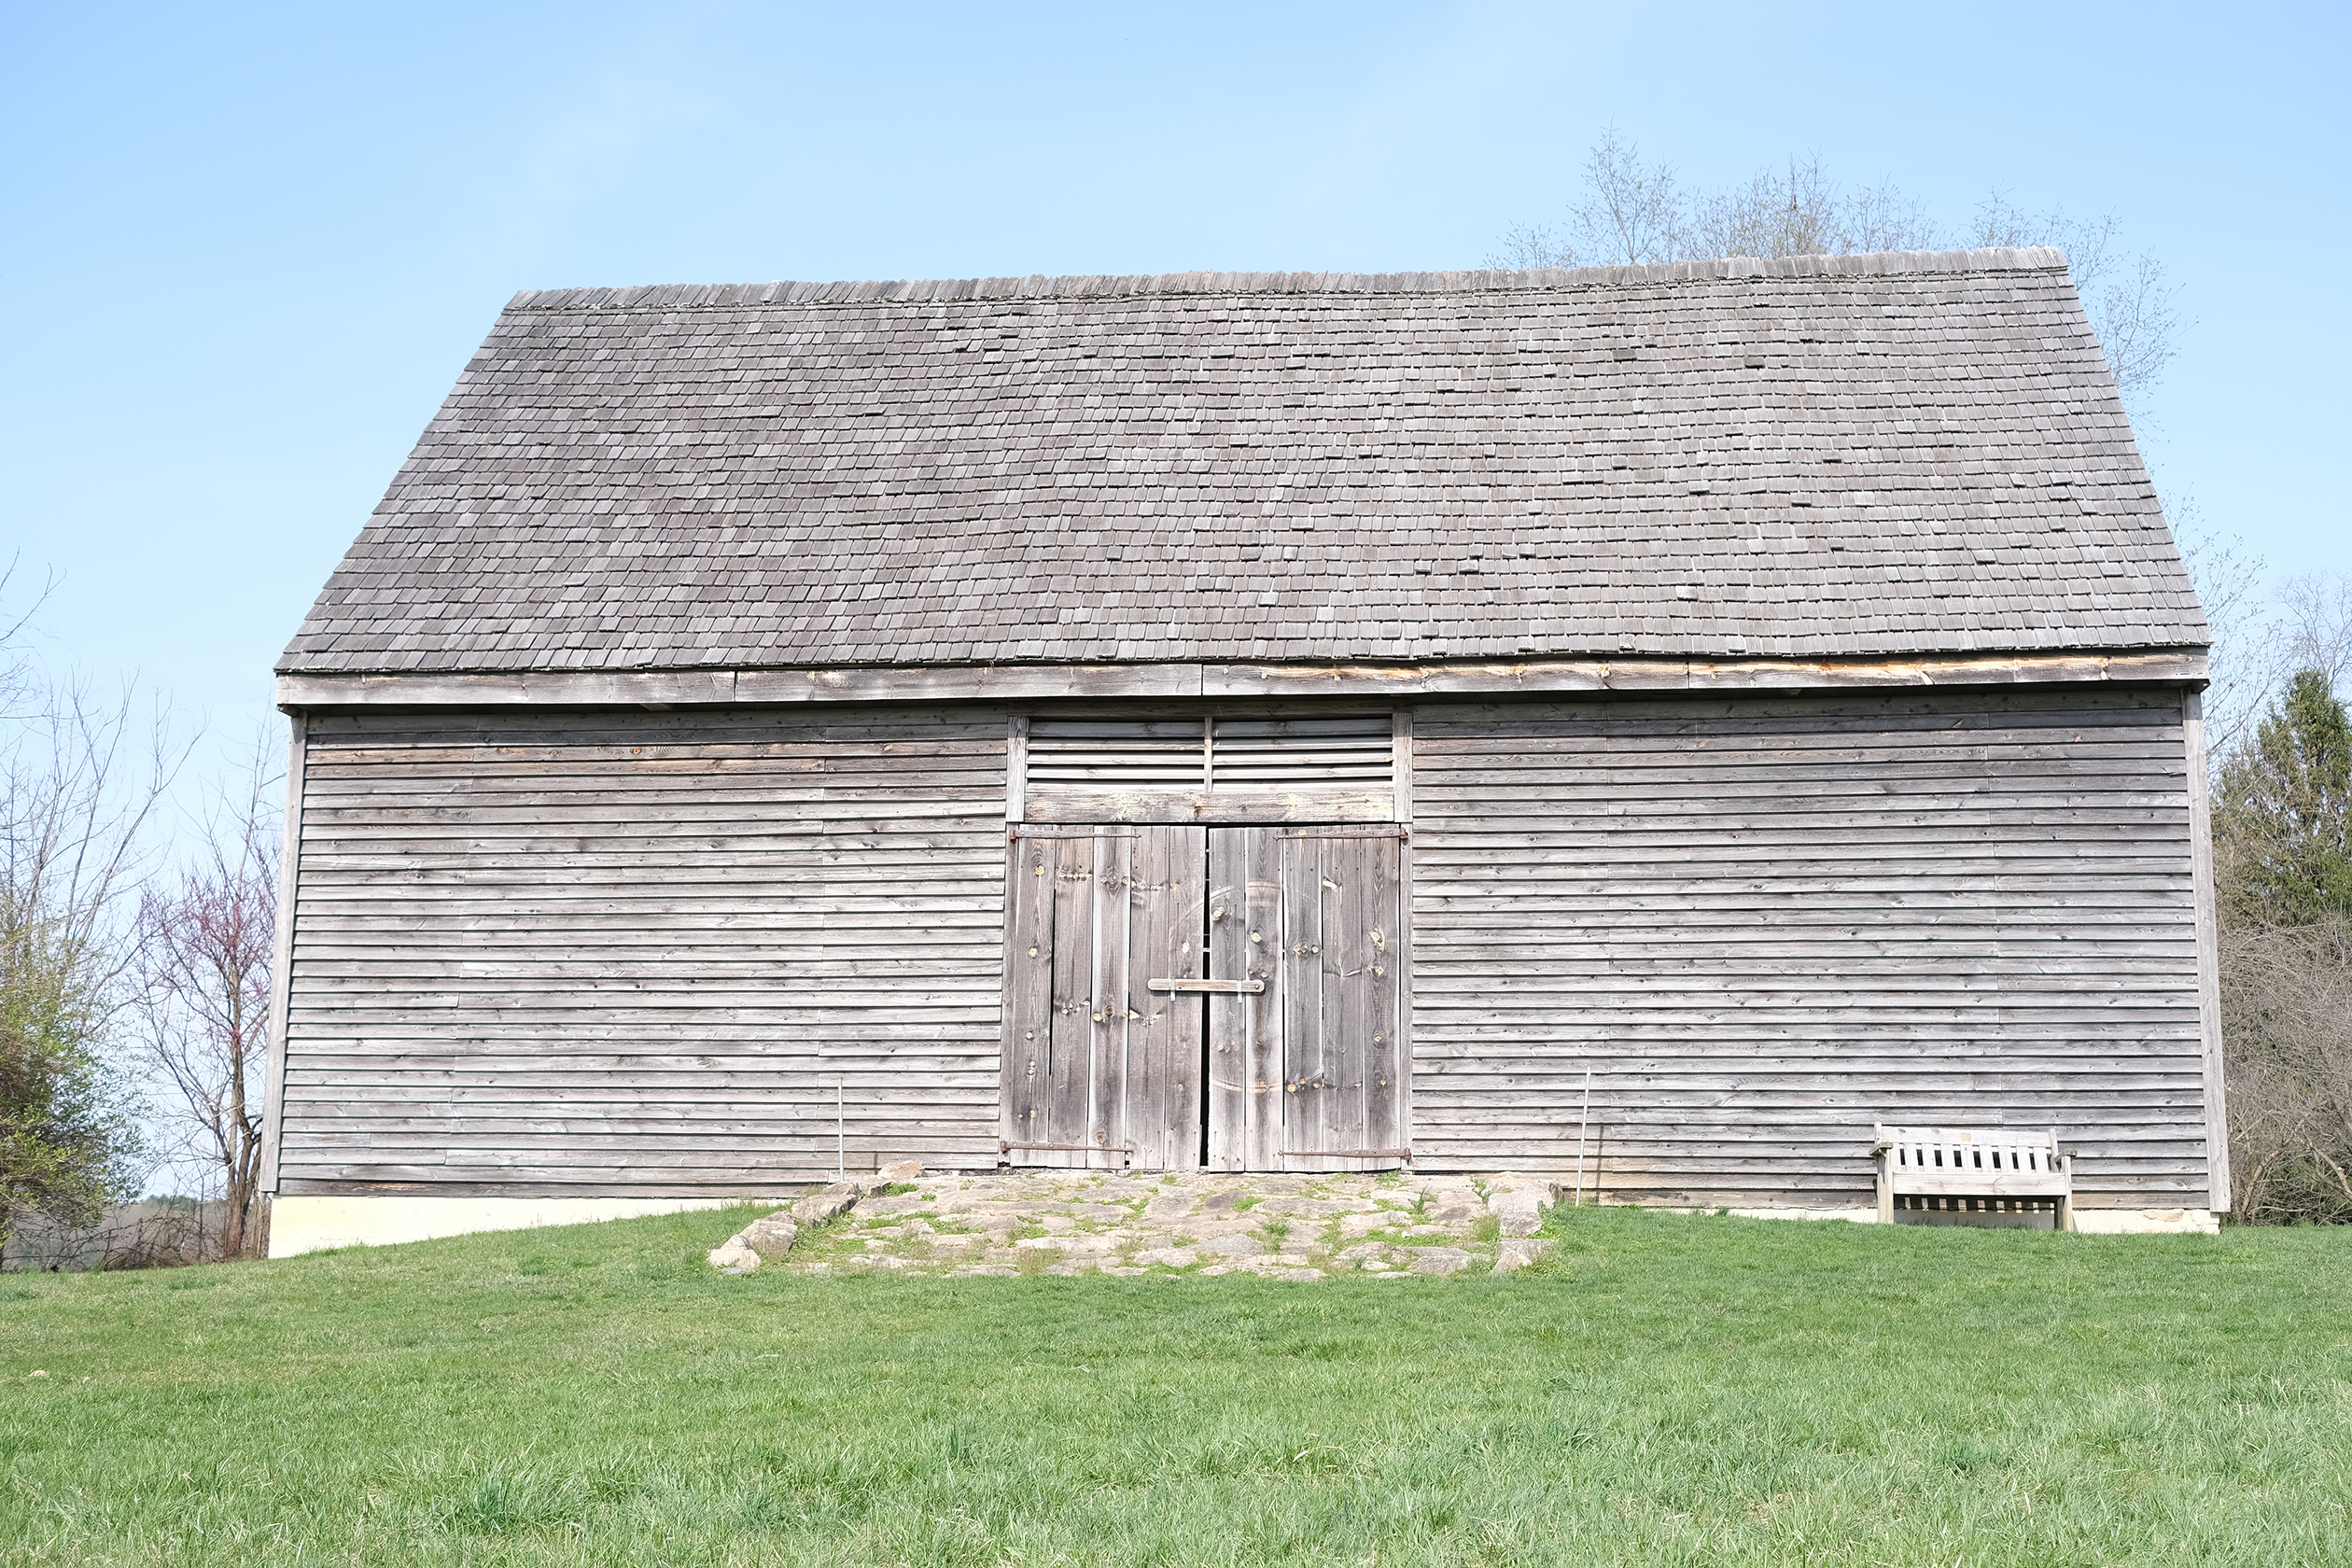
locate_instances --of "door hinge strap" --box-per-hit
[1001,1140,1136,1154]
[1282,1147,1414,1159]
[1148,978,1265,994]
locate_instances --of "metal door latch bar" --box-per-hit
[1148,978,1265,994]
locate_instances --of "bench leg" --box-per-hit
[1876,1166,1894,1225]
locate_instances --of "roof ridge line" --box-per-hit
[507,247,2068,312]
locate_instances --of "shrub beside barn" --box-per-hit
[263,251,2225,1252]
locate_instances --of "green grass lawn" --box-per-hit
[3,1204,2347,1566]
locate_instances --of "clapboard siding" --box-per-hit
[277,706,1008,1197]
[1408,686,2210,1208]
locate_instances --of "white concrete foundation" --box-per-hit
[268,1192,2228,1258]
[1699,1205,2224,1235]
[2070,1207,2223,1236]
[268,1195,779,1257]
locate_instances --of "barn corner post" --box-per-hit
[999,713,1027,1170]
[1391,706,1415,1173]
[257,707,307,1249]
[2181,687,2233,1215]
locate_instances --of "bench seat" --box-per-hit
[1873,1125,2074,1231]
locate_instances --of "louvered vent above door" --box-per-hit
[1019,714,1399,825]
[1210,717,1393,789]
[1025,720,1206,789]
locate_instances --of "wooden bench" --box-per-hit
[1872,1125,2075,1231]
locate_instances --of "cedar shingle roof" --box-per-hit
[280,248,2206,675]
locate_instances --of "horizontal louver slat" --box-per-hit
[1026,719,1206,785]
[1214,716,1393,788]
[1025,717,1393,791]
[1020,714,1396,824]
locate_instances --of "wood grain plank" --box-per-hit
[1127,825,1206,1169]
[1088,833,1129,1168]
[1205,829,1249,1169]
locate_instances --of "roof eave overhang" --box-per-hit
[275,649,2211,712]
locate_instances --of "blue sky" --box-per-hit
[5,0,2346,798]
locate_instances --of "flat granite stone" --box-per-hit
[1409,1247,1477,1276]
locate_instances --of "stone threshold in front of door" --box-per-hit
[764,1169,1560,1280]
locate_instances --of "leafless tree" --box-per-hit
[2192,569,2352,773]
[1491,134,2183,417]
[2,574,182,1255]
[2167,496,2274,763]
[2223,917,2352,1222]
[126,744,279,1259]
[2274,577,2352,698]
[1493,128,1686,268]
[1686,158,1940,263]
[1967,197,2181,416]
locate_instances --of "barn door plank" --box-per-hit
[1127,825,1206,1169]
[1280,833,1329,1156]
[1208,827,1281,1170]
[1052,835,1104,1166]
[1046,834,1102,1167]
[1280,830,1407,1172]
[1328,838,1373,1155]
[1087,833,1131,1165]
[1360,838,1406,1159]
[1003,833,1068,1164]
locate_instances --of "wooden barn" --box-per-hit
[262,248,2227,1253]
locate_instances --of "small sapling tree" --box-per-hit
[129,754,278,1260]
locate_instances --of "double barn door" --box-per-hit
[1004,825,1405,1171]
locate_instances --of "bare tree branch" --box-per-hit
[1491,144,2185,417]
[2276,576,2352,698]
[2169,495,2274,763]
[2222,917,2352,1223]
[2,633,189,1251]
[126,735,280,1258]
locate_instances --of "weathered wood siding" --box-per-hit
[276,706,1008,1197]
[1408,686,2212,1209]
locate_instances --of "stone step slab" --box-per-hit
[715,1168,1568,1281]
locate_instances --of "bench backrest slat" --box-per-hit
[1875,1125,2062,1175]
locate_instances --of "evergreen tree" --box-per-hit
[2216,669,2352,928]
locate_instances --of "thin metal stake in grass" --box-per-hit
[1574,1069,1592,1206]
